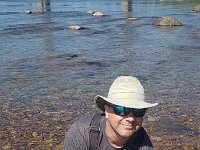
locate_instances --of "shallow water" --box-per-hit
[0,0,200,149]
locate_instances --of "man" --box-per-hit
[63,76,158,150]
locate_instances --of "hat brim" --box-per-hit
[95,95,158,111]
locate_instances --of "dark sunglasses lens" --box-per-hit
[132,108,147,117]
[114,106,131,116]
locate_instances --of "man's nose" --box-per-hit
[124,112,135,122]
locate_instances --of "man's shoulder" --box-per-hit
[72,114,94,129]
[71,113,103,133]
[63,114,101,150]
[138,127,154,148]
[74,114,94,125]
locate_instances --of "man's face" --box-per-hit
[104,104,143,139]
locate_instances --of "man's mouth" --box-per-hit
[122,123,135,129]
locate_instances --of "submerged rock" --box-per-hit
[32,132,38,137]
[127,17,139,21]
[151,136,162,142]
[147,116,160,122]
[193,5,200,12]
[153,16,182,26]
[2,143,11,150]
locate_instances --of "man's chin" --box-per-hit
[120,130,136,138]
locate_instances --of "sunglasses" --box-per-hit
[108,104,147,117]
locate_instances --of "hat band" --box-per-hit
[107,92,145,101]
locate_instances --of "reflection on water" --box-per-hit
[122,0,133,18]
[36,0,51,12]
[38,25,55,52]
[36,0,55,52]
[122,0,132,12]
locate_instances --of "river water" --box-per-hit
[0,0,200,149]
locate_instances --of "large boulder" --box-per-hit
[153,16,182,26]
[193,5,200,12]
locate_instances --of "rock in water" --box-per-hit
[193,5,200,12]
[127,17,139,21]
[93,12,105,17]
[68,25,82,30]
[25,10,32,14]
[153,16,182,26]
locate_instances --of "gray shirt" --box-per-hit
[63,114,154,150]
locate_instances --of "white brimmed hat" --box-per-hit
[95,76,158,111]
